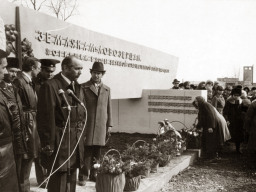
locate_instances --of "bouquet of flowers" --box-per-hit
[180,122,201,149]
[122,140,150,162]
[5,24,18,56]
[123,160,152,178]
[94,149,125,175]
[95,149,126,192]
[158,152,172,167]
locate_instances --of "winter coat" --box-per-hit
[195,96,220,155]
[13,73,40,158]
[223,97,244,143]
[81,80,113,146]
[243,101,256,152]
[212,95,225,114]
[37,73,86,170]
[0,91,13,146]
[0,82,27,155]
[0,91,19,191]
[213,108,231,142]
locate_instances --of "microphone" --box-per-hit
[67,89,85,108]
[58,89,71,111]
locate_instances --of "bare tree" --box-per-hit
[10,0,47,11]
[49,0,78,21]
[9,0,78,21]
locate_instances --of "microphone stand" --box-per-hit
[67,113,71,192]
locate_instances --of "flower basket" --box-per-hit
[139,168,151,178]
[122,140,149,163]
[132,140,149,162]
[150,162,159,173]
[124,175,141,191]
[95,149,126,192]
[96,173,125,192]
[159,154,171,167]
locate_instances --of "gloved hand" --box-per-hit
[42,145,54,156]
[208,128,213,133]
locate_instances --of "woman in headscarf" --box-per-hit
[192,96,221,160]
[212,85,225,114]
[212,81,220,97]
[223,88,244,154]
[196,81,206,90]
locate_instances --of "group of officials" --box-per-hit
[0,48,112,192]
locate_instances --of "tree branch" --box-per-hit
[37,0,47,11]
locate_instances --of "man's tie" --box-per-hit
[70,81,75,92]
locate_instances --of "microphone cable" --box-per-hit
[37,105,87,190]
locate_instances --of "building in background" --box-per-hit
[243,66,253,86]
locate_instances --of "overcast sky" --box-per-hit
[11,0,256,82]
[66,0,256,82]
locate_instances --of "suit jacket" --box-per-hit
[33,72,47,96]
[37,72,86,171]
[13,73,39,158]
[81,80,112,146]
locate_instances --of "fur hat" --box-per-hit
[231,88,242,96]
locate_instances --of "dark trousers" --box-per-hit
[0,143,19,192]
[48,169,77,192]
[79,145,101,181]
[15,154,23,192]
[35,157,47,186]
[20,157,34,192]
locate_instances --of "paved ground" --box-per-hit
[160,143,256,192]
[30,150,199,192]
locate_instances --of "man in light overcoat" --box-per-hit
[79,61,112,185]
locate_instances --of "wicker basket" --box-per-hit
[131,140,147,148]
[124,175,141,191]
[96,173,125,192]
[150,162,159,173]
[96,149,126,192]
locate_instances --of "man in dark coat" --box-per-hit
[2,57,27,191]
[13,57,41,192]
[37,56,85,192]
[0,49,19,192]
[79,61,113,185]
[33,58,60,187]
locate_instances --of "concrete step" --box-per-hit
[30,149,200,192]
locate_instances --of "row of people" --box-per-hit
[193,85,256,162]
[0,50,112,192]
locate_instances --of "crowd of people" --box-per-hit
[172,78,256,164]
[0,47,112,192]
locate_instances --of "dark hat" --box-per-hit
[172,79,180,84]
[40,59,60,68]
[7,57,19,68]
[231,88,242,96]
[236,85,242,89]
[90,61,105,72]
[217,85,224,91]
[0,49,7,58]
